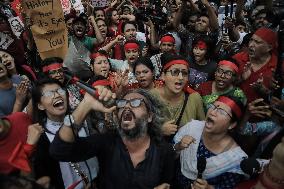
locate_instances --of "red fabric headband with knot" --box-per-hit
[216,96,242,119]
[42,63,62,73]
[218,60,239,73]
[163,59,189,71]
[160,35,175,44]
[194,41,207,49]
[90,52,108,59]
[124,43,139,51]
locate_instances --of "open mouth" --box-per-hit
[4,61,12,69]
[53,99,65,108]
[122,110,135,122]
[205,117,214,129]
[216,79,225,86]
[174,81,183,89]
[75,28,84,35]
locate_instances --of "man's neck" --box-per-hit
[0,78,13,90]
[250,53,271,67]
[123,134,150,153]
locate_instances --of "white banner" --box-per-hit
[91,0,108,7]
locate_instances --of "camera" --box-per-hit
[136,0,167,26]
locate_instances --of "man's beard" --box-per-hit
[117,112,148,140]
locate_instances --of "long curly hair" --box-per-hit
[120,89,166,144]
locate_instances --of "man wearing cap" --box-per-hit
[233,27,278,103]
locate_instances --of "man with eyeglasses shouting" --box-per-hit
[173,95,247,189]
[50,88,175,189]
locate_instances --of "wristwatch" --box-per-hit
[64,114,75,127]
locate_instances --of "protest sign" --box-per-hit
[8,16,25,38]
[0,32,14,50]
[91,0,108,7]
[61,0,71,14]
[22,0,68,60]
[70,0,84,14]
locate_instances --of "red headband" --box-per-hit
[42,63,62,73]
[163,60,189,71]
[194,41,207,49]
[80,80,111,95]
[218,60,239,73]
[160,35,175,43]
[217,96,242,118]
[124,43,139,51]
[90,52,108,59]
[92,80,111,87]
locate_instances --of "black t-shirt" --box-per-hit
[188,59,217,88]
[50,132,175,189]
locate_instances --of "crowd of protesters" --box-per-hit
[0,0,284,188]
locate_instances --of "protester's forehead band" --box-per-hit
[218,60,239,73]
[194,40,207,49]
[42,63,63,73]
[124,43,139,51]
[92,80,111,87]
[216,96,242,119]
[160,35,175,44]
[163,60,189,71]
[90,52,108,60]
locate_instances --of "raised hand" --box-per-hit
[26,123,44,145]
[162,120,178,136]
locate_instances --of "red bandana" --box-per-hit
[217,96,242,118]
[163,60,189,71]
[124,43,139,51]
[42,63,62,73]
[160,35,175,44]
[194,41,207,49]
[254,27,278,53]
[218,60,239,73]
[90,52,108,59]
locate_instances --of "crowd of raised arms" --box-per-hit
[0,0,284,188]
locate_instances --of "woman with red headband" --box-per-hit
[150,53,205,137]
[196,59,247,111]
[189,36,217,89]
[173,95,247,189]
[109,40,140,85]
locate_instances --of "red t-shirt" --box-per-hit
[0,112,32,174]
[233,52,277,103]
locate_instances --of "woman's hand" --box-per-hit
[247,98,272,118]
[191,179,214,189]
[175,135,195,151]
[26,123,44,145]
[162,120,177,136]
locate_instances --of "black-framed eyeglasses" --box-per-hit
[207,103,232,118]
[216,68,234,78]
[166,69,188,77]
[116,98,145,109]
[42,88,66,98]
[48,68,63,75]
